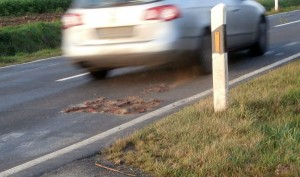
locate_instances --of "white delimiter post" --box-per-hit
[211,4,229,112]
[275,0,279,11]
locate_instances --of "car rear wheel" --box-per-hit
[89,69,110,79]
[250,20,268,56]
[198,34,212,74]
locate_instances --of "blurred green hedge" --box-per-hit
[0,0,72,16]
[0,22,61,56]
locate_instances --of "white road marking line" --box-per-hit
[229,52,300,85]
[1,53,300,177]
[0,56,60,69]
[56,73,89,82]
[283,41,299,47]
[274,19,300,27]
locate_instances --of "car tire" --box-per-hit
[89,69,109,79]
[250,19,268,56]
[198,34,212,74]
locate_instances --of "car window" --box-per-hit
[73,0,162,8]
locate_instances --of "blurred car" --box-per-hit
[62,0,268,78]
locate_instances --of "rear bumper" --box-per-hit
[70,51,177,69]
[63,39,189,68]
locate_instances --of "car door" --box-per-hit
[226,0,258,49]
[178,0,215,38]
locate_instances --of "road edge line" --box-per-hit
[1,53,299,177]
[229,52,300,85]
[268,9,300,17]
[0,56,61,69]
[274,19,300,27]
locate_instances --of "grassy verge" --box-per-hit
[104,60,300,176]
[0,22,61,56]
[0,48,61,67]
[257,0,300,14]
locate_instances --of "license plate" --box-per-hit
[97,26,134,39]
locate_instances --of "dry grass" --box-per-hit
[103,59,300,177]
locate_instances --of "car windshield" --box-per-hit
[73,0,162,8]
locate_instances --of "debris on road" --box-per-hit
[142,83,169,94]
[95,163,136,177]
[64,96,161,115]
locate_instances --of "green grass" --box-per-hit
[0,21,62,66]
[0,48,61,67]
[104,60,300,177]
[0,22,61,57]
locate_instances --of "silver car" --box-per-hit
[62,0,268,78]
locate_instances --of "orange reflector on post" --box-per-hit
[214,32,220,53]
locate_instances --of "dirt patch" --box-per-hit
[141,83,169,94]
[0,13,62,27]
[64,96,161,116]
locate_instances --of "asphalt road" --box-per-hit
[1,10,300,177]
